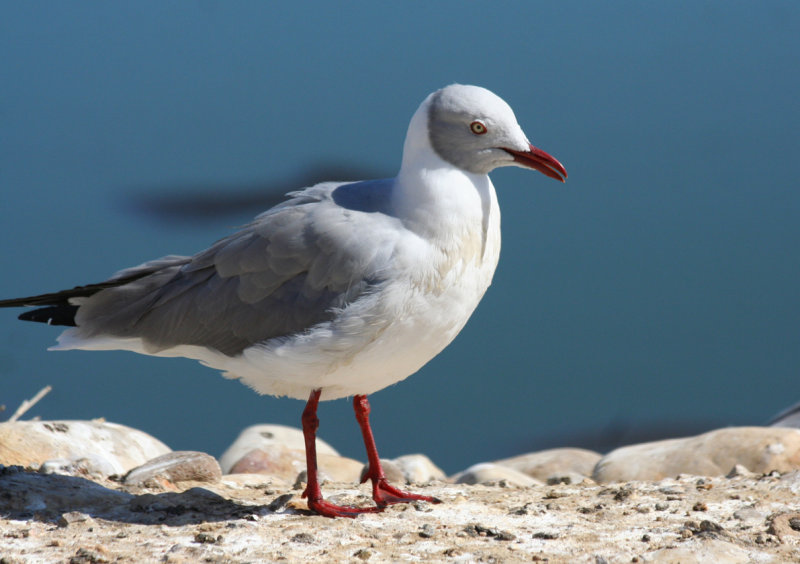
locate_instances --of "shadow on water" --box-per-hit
[122,164,385,223]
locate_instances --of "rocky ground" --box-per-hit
[3,420,800,562]
[3,466,800,563]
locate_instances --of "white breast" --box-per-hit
[209,174,502,401]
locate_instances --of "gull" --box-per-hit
[0,84,567,517]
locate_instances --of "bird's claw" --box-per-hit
[305,497,384,519]
[371,477,442,507]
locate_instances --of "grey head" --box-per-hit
[427,84,567,181]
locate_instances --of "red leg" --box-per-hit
[301,389,381,518]
[353,394,441,507]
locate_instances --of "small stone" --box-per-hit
[193,532,219,544]
[294,468,335,489]
[699,520,723,533]
[545,472,591,485]
[418,524,435,538]
[268,493,294,512]
[462,524,515,541]
[291,532,315,544]
[39,456,118,478]
[361,454,445,484]
[69,547,108,564]
[231,446,362,483]
[451,463,540,487]
[733,507,765,526]
[218,424,339,474]
[613,486,634,501]
[726,464,755,478]
[360,459,405,483]
[693,501,708,511]
[494,448,601,481]
[58,512,94,528]
[492,529,516,541]
[124,451,221,486]
[532,531,559,540]
[353,548,372,560]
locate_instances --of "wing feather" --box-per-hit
[69,183,390,355]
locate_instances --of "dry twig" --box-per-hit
[8,385,52,422]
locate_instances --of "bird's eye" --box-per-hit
[470,121,487,135]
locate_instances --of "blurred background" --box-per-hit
[1,2,798,473]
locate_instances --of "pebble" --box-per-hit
[451,463,541,487]
[360,454,445,485]
[778,470,800,495]
[39,456,119,478]
[57,511,94,528]
[231,446,362,483]
[726,464,757,478]
[123,451,222,486]
[593,427,800,482]
[392,454,446,483]
[494,447,601,481]
[732,507,766,526]
[218,424,338,474]
[0,420,170,476]
[642,538,750,563]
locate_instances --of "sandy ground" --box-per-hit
[3,466,800,563]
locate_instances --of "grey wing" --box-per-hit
[74,187,383,356]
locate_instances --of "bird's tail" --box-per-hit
[0,255,191,326]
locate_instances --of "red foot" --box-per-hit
[369,476,442,507]
[299,390,441,518]
[304,494,384,519]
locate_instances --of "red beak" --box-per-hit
[503,144,567,182]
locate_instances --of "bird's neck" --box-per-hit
[394,152,497,247]
[392,96,498,249]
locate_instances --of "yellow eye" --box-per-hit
[470,121,487,135]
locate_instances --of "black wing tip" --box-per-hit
[18,305,78,326]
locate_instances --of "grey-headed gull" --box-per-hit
[0,84,566,517]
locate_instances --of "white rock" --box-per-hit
[594,427,800,482]
[0,420,170,475]
[360,454,446,485]
[393,454,446,483]
[218,424,338,474]
[451,463,541,487]
[39,455,118,478]
[494,448,601,481]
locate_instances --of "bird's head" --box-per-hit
[425,84,567,181]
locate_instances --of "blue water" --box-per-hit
[1,2,798,473]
